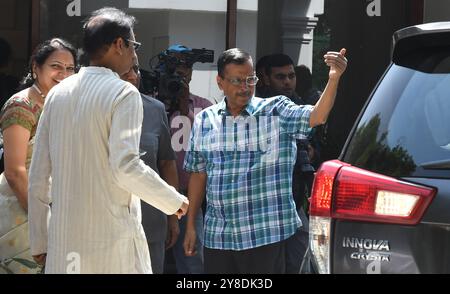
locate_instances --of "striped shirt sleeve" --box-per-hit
[276,96,314,139]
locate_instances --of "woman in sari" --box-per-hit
[0,38,77,274]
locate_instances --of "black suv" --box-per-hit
[309,22,450,274]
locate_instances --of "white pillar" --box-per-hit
[281,0,324,69]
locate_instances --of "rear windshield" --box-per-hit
[343,58,450,179]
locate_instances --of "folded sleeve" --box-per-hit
[276,96,314,139]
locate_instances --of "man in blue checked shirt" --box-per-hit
[183,48,347,274]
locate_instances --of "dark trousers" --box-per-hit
[289,170,314,274]
[285,209,309,274]
[204,241,286,274]
[292,170,314,212]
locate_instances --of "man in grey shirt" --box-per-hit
[121,61,180,274]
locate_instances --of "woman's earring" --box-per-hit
[32,72,37,80]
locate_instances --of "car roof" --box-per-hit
[392,22,450,64]
[394,22,450,42]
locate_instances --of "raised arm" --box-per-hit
[310,48,348,128]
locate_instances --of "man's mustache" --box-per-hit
[237,91,251,97]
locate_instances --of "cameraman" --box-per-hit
[164,45,212,274]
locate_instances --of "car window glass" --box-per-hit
[344,64,450,179]
[424,75,450,149]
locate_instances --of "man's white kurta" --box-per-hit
[28,67,186,274]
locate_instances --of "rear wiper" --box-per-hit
[420,159,450,170]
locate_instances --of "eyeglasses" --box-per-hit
[224,75,259,87]
[126,39,141,51]
[132,64,140,74]
[47,63,76,74]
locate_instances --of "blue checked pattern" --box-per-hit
[184,96,314,250]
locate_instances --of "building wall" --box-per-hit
[256,0,283,60]
[424,0,450,22]
[256,0,324,69]
[281,0,324,69]
[167,9,257,102]
[130,0,258,12]
[168,10,225,102]
[236,11,258,59]
[323,0,424,159]
[132,10,170,70]
[0,0,31,79]
[37,0,258,102]
[40,0,92,51]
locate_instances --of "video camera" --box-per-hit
[140,45,214,109]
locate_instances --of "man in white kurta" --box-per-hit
[27,8,188,274]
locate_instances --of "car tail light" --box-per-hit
[309,160,436,274]
[375,191,419,217]
[309,216,331,274]
[333,165,436,224]
[310,160,349,217]
[309,160,346,274]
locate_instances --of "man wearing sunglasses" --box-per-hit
[183,48,347,274]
